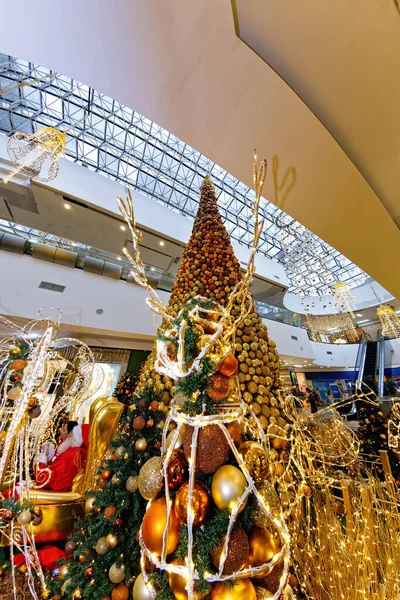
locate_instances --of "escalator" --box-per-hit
[363,341,378,380]
[353,332,385,396]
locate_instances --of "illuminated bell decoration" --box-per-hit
[166,449,188,490]
[141,497,180,556]
[3,127,66,185]
[109,562,125,584]
[247,526,281,578]
[377,305,400,339]
[138,456,163,500]
[210,579,257,600]
[334,282,356,317]
[212,465,248,513]
[168,558,209,600]
[175,480,210,527]
[238,441,269,483]
[132,573,154,600]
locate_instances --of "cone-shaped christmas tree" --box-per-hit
[137,178,286,441]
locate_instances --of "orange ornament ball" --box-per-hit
[104,506,117,520]
[210,579,256,600]
[142,497,180,556]
[175,480,210,527]
[10,359,26,372]
[218,354,238,377]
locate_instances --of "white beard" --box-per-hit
[56,435,81,457]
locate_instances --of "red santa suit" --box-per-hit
[36,424,90,492]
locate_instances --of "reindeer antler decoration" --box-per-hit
[117,187,171,327]
[224,151,267,337]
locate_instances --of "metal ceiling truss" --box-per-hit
[0,54,367,295]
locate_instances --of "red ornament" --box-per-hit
[150,401,160,411]
[101,470,112,481]
[167,449,188,490]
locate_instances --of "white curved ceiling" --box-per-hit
[0,0,399,298]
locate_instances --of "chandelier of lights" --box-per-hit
[377,305,400,339]
[306,312,359,343]
[334,281,357,317]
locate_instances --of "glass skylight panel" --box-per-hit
[0,52,369,294]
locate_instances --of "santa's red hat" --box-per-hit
[72,424,90,449]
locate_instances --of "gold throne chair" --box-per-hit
[22,395,123,543]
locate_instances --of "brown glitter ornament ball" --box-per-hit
[183,425,229,474]
[133,416,146,431]
[111,583,129,600]
[175,480,210,527]
[65,540,78,555]
[138,399,147,410]
[211,526,249,574]
[207,374,230,401]
[256,559,284,593]
[167,449,188,490]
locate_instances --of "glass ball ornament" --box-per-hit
[85,497,96,513]
[135,438,148,452]
[132,573,154,600]
[210,579,256,600]
[141,497,180,556]
[211,465,248,513]
[58,564,69,580]
[105,533,118,549]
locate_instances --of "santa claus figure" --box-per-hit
[36,421,90,491]
[3,421,90,499]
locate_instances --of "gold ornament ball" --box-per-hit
[210,579,256,600]
[135,438,148,452]
[72,590,83,600]
[85,497,96,513]
[106,533,118,549]
[132,573,154,600]
[109,562,125,584]
[247,527,280,579]
[138,457,163,500]
[58,564,69,580]
[168,558,209,600]
[95,537,109,555]
[126,475,139,493]
[238,442,269,483]
[211,465,248,513]
[142,497,180,556]
[9,346,21,356]
[166,426,186,451]
[226,421,244,447]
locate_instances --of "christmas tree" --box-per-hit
[114,372,137,406]
[48,387,167,600]
[136,178,287,442]
[357,402,388,458]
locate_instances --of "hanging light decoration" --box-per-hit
[334,282,356,317]
[377,305,400,339]
[1,127,66,185]
[306,312,359,344]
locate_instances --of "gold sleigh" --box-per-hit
[2,396,123,544]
